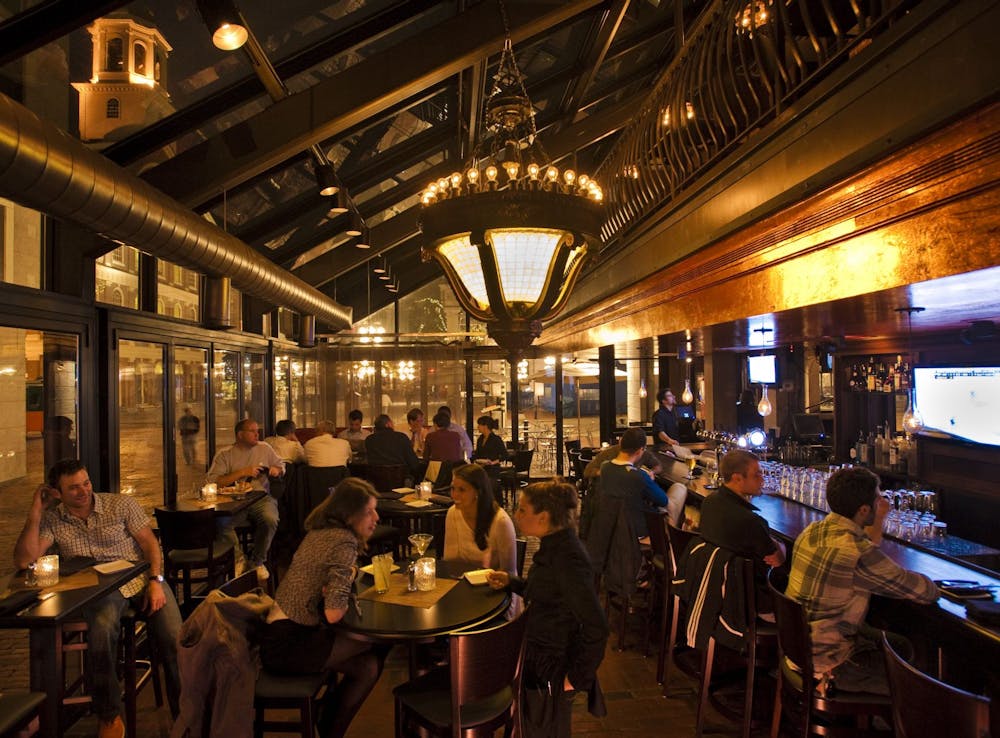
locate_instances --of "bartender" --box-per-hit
[652,388,680,448]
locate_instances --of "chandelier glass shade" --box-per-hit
[419,34,604,356]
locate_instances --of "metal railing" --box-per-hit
[598,0,916,245]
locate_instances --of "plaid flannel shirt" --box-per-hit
[785,513,938,673]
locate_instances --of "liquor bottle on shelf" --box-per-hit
[866,357,877,392]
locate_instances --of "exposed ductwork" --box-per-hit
[0,91,352,330]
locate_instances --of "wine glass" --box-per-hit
[685,456,697,480]
[408,533,434,558]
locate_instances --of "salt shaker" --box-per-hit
[407,561,418,592]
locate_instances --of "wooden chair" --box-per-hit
[392,611,528,738]
[882,632,990,738]
[366,464,411,493]
[768,570,891,737]
[154,508,236,614]
[217,570,330,738]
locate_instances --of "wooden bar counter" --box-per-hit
[658,454,1000,709]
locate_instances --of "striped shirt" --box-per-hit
[38,493,151,597]
[785,513,938,673]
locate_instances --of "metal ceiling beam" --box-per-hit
[291,92,643,289]
[103,0,445,165]
[557,0,632,128]
[141,0,606,209]
[0,0,130,67]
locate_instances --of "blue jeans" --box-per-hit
[219,493,280,568]
[81,584,182,720]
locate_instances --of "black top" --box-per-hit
[599,460,668,538]
[651,406,679,445]
[473,433,508,462]
[364,428,421,474]
[509,527,608,690]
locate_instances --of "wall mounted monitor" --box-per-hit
[747,354,777,385]
[912,366,1000,448]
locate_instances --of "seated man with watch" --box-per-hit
[13,459,181,738]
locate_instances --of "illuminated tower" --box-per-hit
[72,15,173,143]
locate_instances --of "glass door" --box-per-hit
[213,349,240,453]
[174,346,207,499]
[118,339,165,512]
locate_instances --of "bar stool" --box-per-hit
[882,632,990,738]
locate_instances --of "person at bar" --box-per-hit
[698,449,785,615]
[263,418,306,464]
[598,428,669,541]
[364,414,421,477]
[785,467,938,695]
[487,479,608,737]
[651,388,680,449]
[405,407,429,457]
[338,409,371,463]
[261,478,385,738]
[13,459,181,738]
[206,418,284,573]
[436,405,473,461]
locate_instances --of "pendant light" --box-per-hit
[757,385,772,417]
[897,306,926,433]
[681,378,694,405]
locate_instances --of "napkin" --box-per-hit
[463,569,494,585]
[406,499,433,508]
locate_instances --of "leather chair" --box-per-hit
[882,632,990,738]
[218,570,329,738]
[768,569,891,737]
[392,611,529,738]
[303,465,348,518]
[154,507,236,614]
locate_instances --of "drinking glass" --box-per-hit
[408,533,434,558]
[372,554,392,594]
[685,457,697,480]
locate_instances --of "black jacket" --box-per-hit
[672,539,751,653]
[364,428,421,475]
[509,527,608,692]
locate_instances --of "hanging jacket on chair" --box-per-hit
[171,588,274,738]
[672,539,750,653]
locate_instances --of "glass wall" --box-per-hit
[0,328,79,578]
[299,357,320,429]
[157,260,199,321]
[95,244,140,308]
[174,346,207,498]
[244,352,265,428]
[0,199,42,289]
[273,353,290,426]
[213,349,239,452]
[118,339,164,512]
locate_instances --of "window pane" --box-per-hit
[273,354,290,427]
[158,260,200,321]
[301,358,320,429]
[213,350,239,453]
[0,328,79,578]
[175,346,207,498]
[244,352,265,427]
[96,244,140,308]
[0,199,42,289]
[118,339,164,512]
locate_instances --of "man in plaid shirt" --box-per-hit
[785,467,938,695]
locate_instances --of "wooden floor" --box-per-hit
[60,620,756,738]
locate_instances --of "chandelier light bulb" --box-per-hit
[563,170,576,185]
[757,385,772,417]
[485,165,498,182]
[527,163,540,179]
[686,102,695,120]
[902,388,924,434]
[504,161,519,180]
[466,168,479,183]
[450,172,462,188]
[681,379,694,405]
[545,166,559,182]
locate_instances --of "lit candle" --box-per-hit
[419,481,433,500]
[415,557,436,591]
[35,554,59,587]
[201,483,217,502]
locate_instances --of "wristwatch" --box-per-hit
[150,575,166,583]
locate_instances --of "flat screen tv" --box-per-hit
[912,366,1000,448]
[747,354,777,385]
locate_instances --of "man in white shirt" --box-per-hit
[337,409,371,463]
[306,420,352,468]
[263,419,306,464]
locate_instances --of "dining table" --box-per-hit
[160,487,267,516]
[338,559,509,677]
[0,559,149,738]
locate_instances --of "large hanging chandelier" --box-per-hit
[419,10,604,357]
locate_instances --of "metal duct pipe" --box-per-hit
[0,91,352,330]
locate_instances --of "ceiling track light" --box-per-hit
[316,162,339,197]
[327,189,351,216]
[354,227,371,249]
[378,266,392,281]
[344,210,365,238]
[372,257,386,275]
[387,278,399,293]
[196,0,249,51]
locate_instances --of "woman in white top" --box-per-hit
[444,464,520,616]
